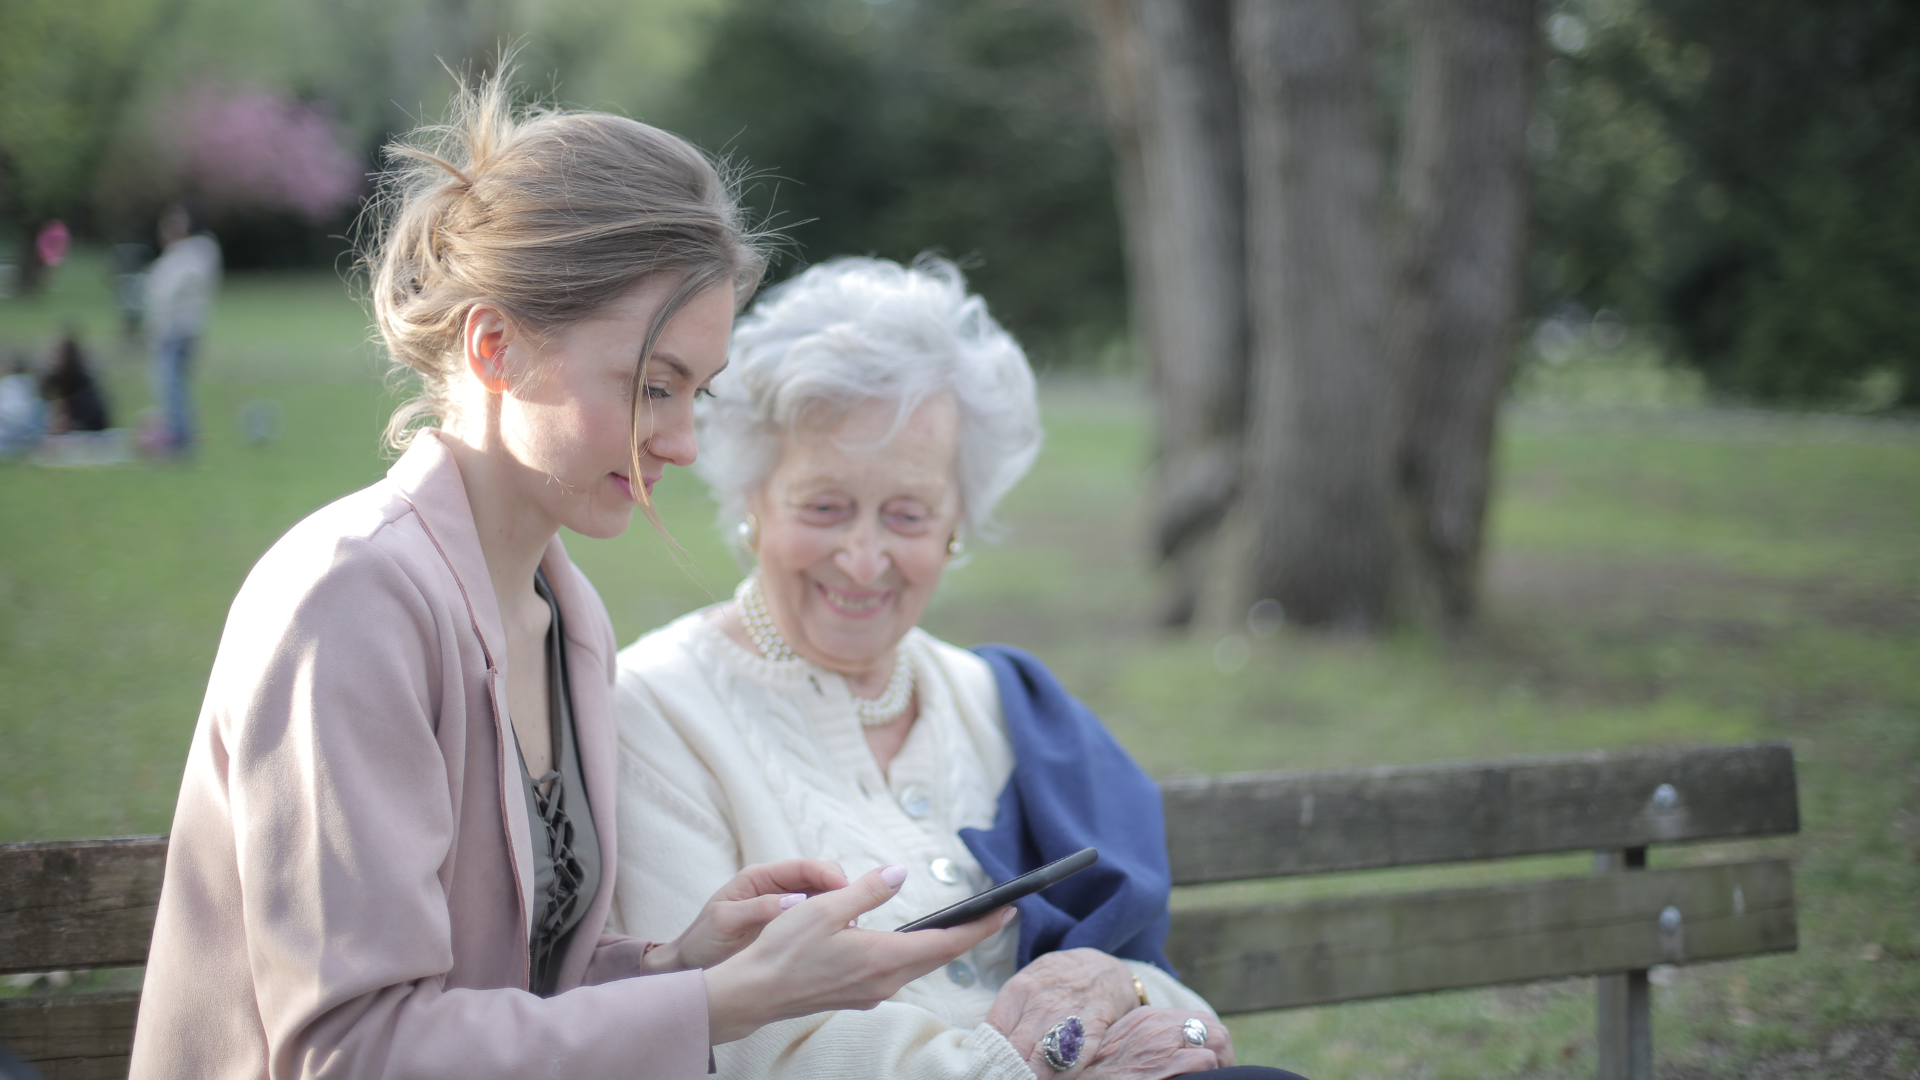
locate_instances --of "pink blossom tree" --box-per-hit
[162,86,365,221]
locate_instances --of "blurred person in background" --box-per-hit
[0,354,46,456]
[16,219,71,294]
[612,257,1305,1080]
[130,75,1007,1080]
[42,332,111,434]
[143,202,221,456]
[113,242,154,340]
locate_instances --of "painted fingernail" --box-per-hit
[1000,908,1017,926]
[880,865,908,887]
[779,893,806,909]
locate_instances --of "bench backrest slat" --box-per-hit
[0,745,1799,973]
[1168,857,1797,1013]
[0,991,141,1079]
[1159,741,1798,885]
[0,837,168,975]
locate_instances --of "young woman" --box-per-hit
[128,77,1006,1080]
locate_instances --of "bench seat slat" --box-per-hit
[1160,742,1798,884]
[0,837,168,976]
[1167,858,1796,1014]
[0,991,140,1079]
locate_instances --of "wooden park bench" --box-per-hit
[1,741,1798,1080]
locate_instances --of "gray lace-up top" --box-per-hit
[518,568,602,997]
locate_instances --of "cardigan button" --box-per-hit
[946,960,977,988]
[898,783,931,818]
[929,857,962,885]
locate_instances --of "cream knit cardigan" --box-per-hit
[609,611,1212,1080]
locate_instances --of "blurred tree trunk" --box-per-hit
[1232,0,1396,631]
[1089,0,1247,627]
[1088,0,1535,634]
[1387,0,1537,627]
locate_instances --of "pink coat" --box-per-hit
[131,432,709,1080]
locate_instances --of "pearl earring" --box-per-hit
[736,513,760,552]
[947,534,964,558]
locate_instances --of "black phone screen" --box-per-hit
[894,847,1099,932]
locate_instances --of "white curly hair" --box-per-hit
[696,255,1043,554]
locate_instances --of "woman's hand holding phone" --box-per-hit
[701,864,1013,1045]
[640,858,851,975]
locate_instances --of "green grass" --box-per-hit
[4,256,1918,1076]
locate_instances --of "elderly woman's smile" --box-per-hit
[750,394,963,685]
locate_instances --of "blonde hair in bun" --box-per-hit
[358,66,769,510]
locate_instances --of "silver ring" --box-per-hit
[1039,1015,1085,1071]
[1181,1017,1207,1047]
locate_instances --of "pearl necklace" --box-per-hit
[736,574,797,663]
[735,575,916,726]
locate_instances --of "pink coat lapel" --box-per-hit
[385,432,537,941]
[387,431,630,982]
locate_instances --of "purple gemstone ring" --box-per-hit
[1039,1015,1085,1071]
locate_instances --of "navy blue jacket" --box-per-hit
[958,645,1174,973]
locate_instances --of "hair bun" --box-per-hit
[356,67,771,458]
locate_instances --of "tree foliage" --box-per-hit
[5,0,1119,319]
[0,0,725,258]
[0,0,183,229]
[1535,0,1920,405]
[664,0,1126,362]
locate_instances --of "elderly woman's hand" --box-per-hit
[1077,1007,1232,1080]
[986,948,1142,1077]
[640,858,849,974]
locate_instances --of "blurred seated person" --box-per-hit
[611,258,1308,1080]
[0,355,46,456]
[42,333,110,433]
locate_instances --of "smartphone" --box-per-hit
[894,847,1099,932]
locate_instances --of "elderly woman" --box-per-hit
[610,258,1305,1080]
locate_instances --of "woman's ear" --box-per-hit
[462,304,513,394]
